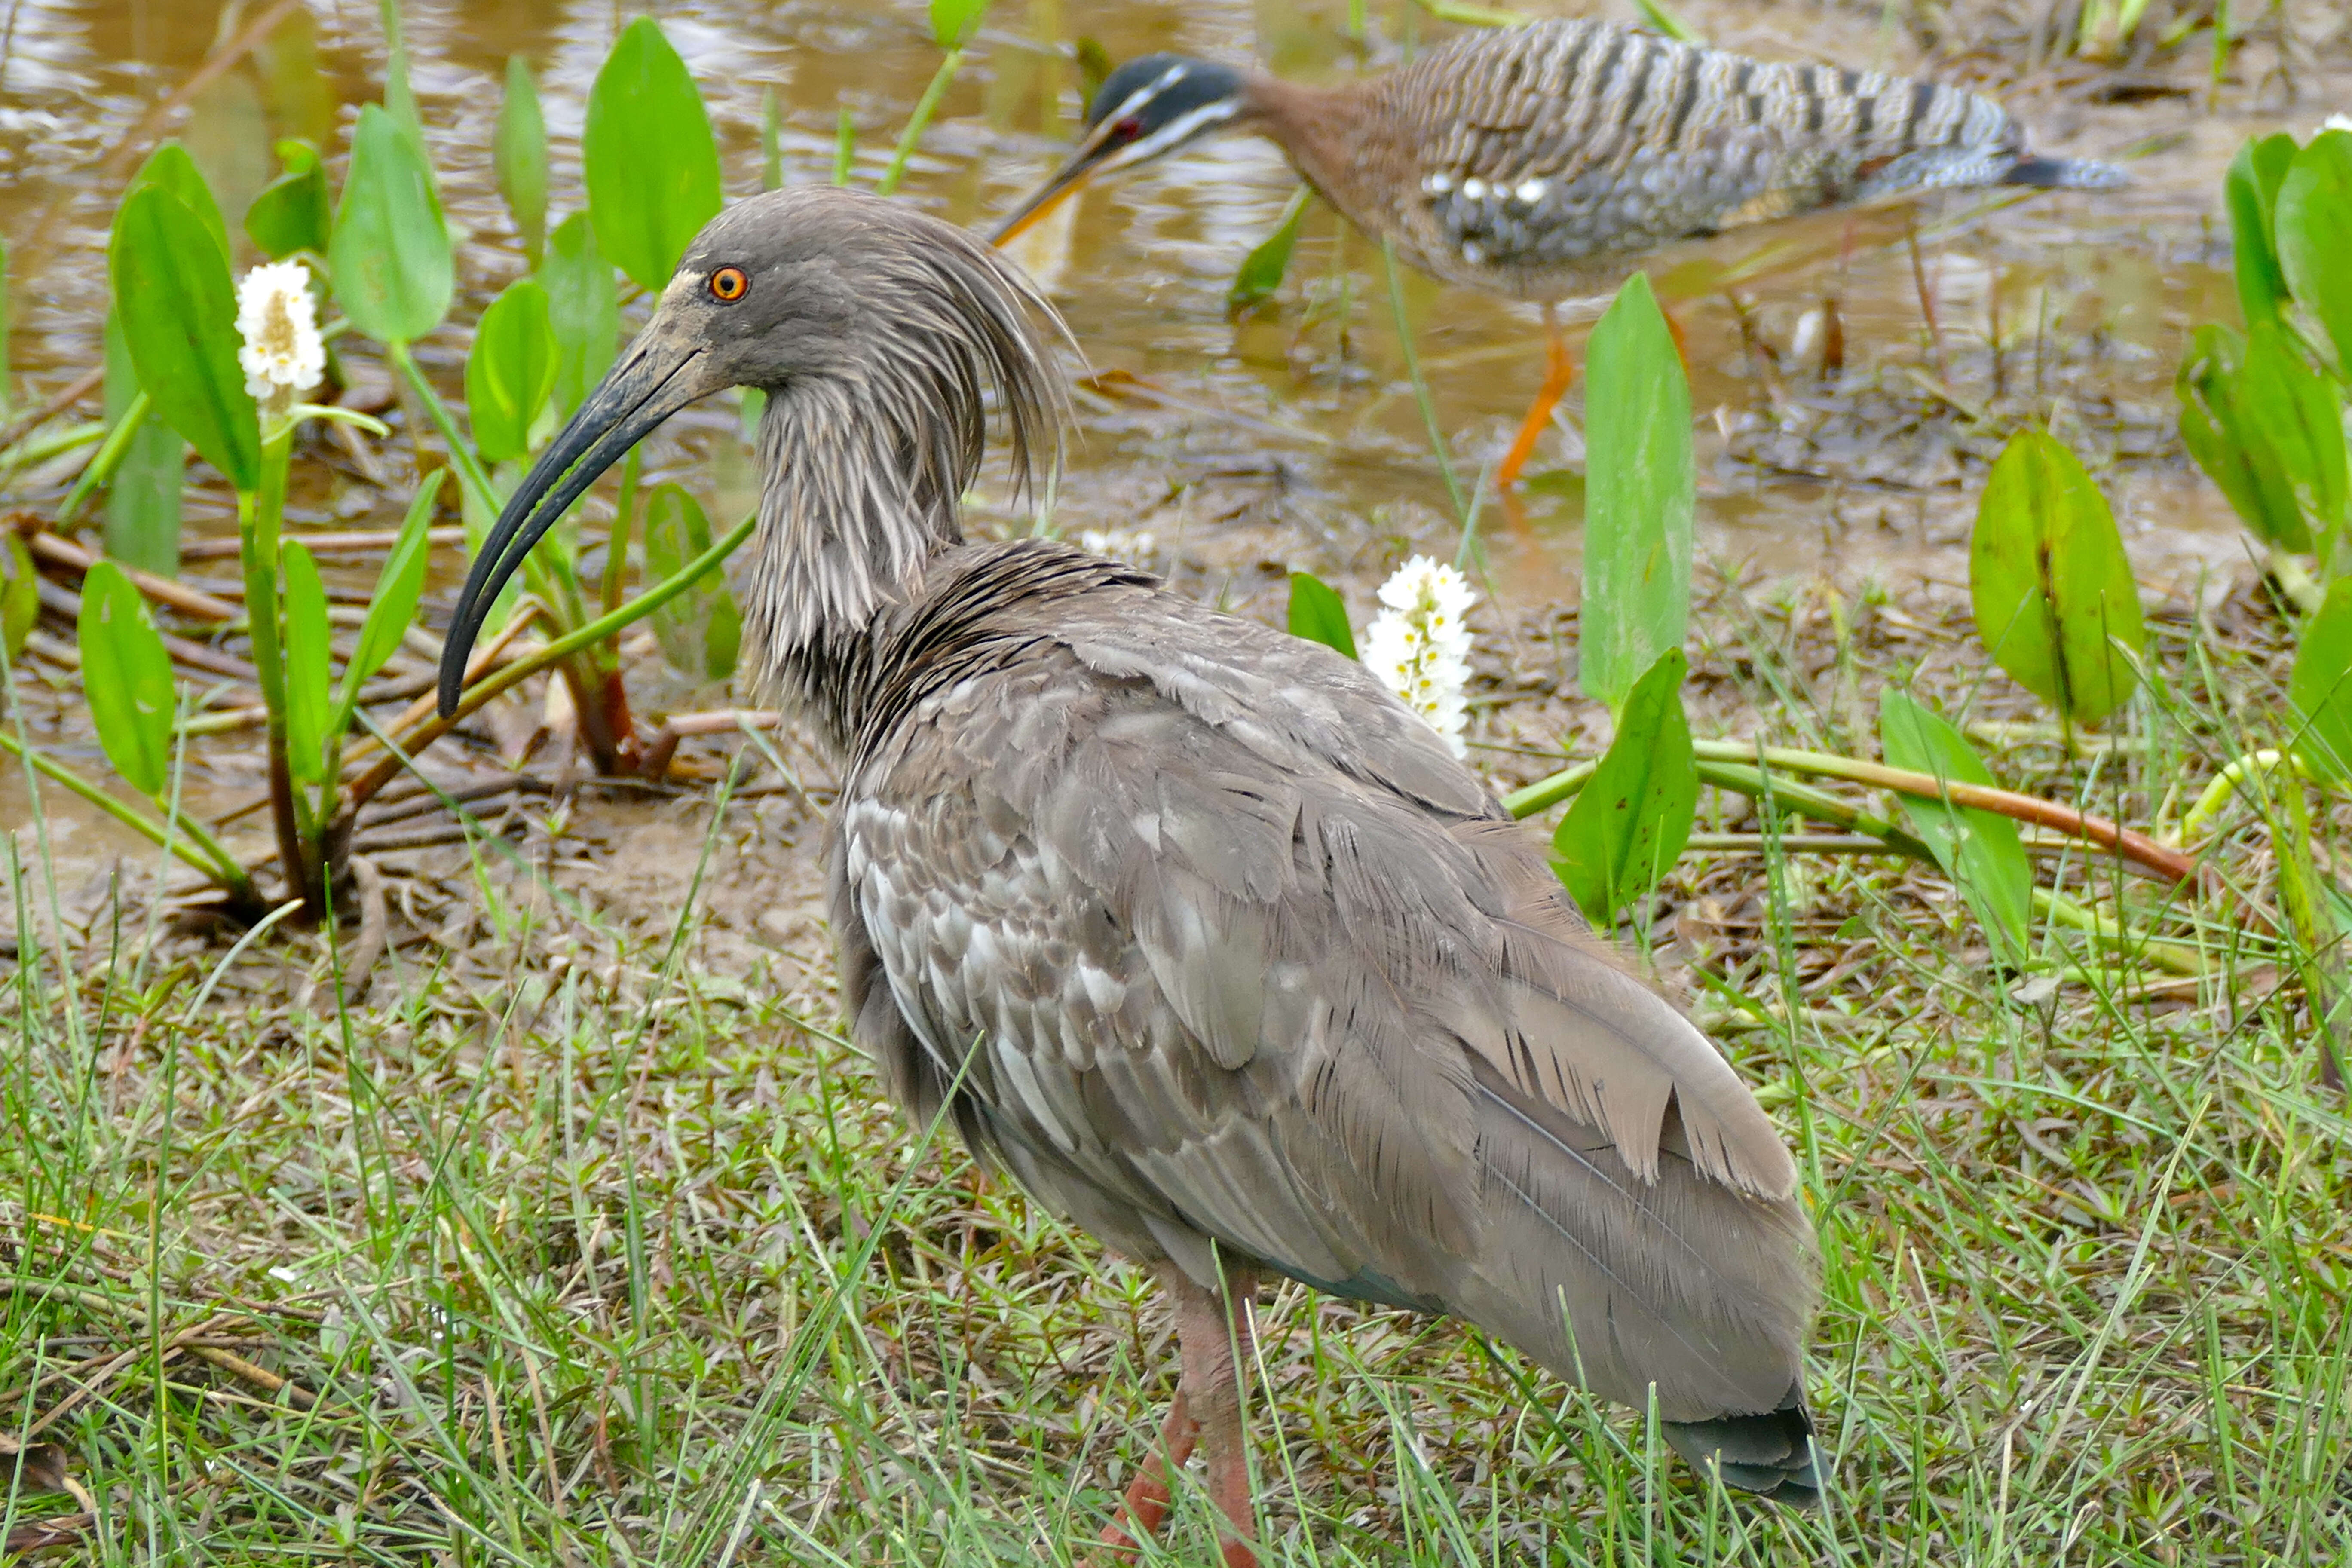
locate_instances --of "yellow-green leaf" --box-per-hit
[1552,648,1696,925]
[584,18,721,291]
[1286,571,1357,659]
[1580,273,1691,712]
[331,102,452,345]
[1969,429,2144,724]
[76,561,176,799]
[1879,690,2033,964]
[110,185,260,493]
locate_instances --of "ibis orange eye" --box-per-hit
[709,266,748,302]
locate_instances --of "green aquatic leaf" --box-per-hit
[2177,322,2309,553]
[1969,429,2144,725]
[466,278,557,465]
[2239,318,2350,551]
[244,138,331,260]
[495,57,549,268]
[2289,576,2352,784]
[1552,648,1696,926]
[2276,129,2352,379]
[1,536,37,661]
[643,484,742,681]
[931,0,990,49]
[1580,272,1692,713]
[342,471,443,723]
[1228,187,1311,315]
[76,560,177,799]
[2224,133,2296,329]
[1286,571,1357,659]
[110,185,260,493]
[281,539,334,786]
[101,310,184,578]
[584,17,722,291]
[1878,690,2033,964]
[540,213,620,418]
[129,142,229,262]
[331,101,452,345]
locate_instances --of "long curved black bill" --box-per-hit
[435,341,709,717]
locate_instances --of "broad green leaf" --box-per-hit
[380,0,427,168]
[583,18,722,291]
[495,58,549,268]
[281,540,334,786]
[129,142,229,262]
[1551,648,1696,926]
[2289,576,2352,784]
[643,484,741,680]
[1228,187,1311,315]
[342,470,444,720]
[101,311,184,578]
[931,0,990,50]
[2224,134,2297,328]
[539,213,620,417]
[76,560,176,798]
[1878,690,2033,964]
[331,101,453,345]
[110,185,261,493]
[244,138,331,260]
[0,536,36,660]
[2276,130,2352,379]
[1969,429,2145,724]
[2177,322,2309,552]
[466,278,557,465]
[2239,318,2350,551]
[1580,272,1692,712]
[1286,570,1357,658]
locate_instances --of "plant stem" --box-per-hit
[53,394,147,526]
[239,438,320,915]
[1380,238,1469,526]
[341,511,756,814]
[877,50,964,197]
[1502,760,1598,818]
[0,733,257,907]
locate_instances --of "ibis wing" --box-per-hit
[831,557,1810,1413]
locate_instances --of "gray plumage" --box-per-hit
[440,188,1824,1553]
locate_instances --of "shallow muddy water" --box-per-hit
[0,0,2340,874]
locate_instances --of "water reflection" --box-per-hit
[0,0,2267,606]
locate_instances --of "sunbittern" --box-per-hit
[440,187,1819,1566]
[992,17,2125,488]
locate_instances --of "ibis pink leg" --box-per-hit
[1095,1262,1260,1568]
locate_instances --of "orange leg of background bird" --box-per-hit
[1094,1262,1260,1568]
[1495,301,1572,492]
[1497,302,1694,496]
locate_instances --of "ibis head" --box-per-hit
[437,186,1064,719]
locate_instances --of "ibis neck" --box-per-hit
[742,379,964,751]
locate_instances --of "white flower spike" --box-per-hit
[1361,554,1476,757]
[2324,114,2352,135]
[235,260,325,423]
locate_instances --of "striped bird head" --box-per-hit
[990,55,1250,245]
